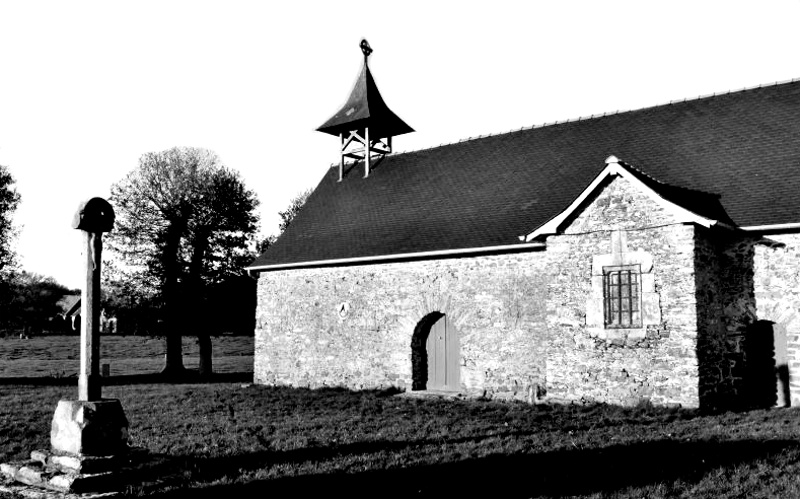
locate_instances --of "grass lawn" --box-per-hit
[2,383,800,498]
[0,335,253,378]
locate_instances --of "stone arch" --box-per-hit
[743,320,778,408]
[410,312,461,391]
[398,278,469,391]
[411,312,443,390]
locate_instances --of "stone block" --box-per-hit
[51,399,128,456]
[30,449,122,474]
[641,273,655,293]
[590,276,604,296]
[629,251,654,273]
[585,297,604,328]
[29,450,48,465]
[592,254,615,275]
[642,292,661,324]
[15,462,51,487]
[0,462,19,480]
[48,470,117,493]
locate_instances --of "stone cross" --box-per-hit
[71,197,115,401]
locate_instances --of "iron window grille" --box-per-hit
[603,264,642,328]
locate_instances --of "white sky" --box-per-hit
[1,0,798,289]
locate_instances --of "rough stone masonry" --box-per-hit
[254,175,800,410]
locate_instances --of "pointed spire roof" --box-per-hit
[317,40,414,138]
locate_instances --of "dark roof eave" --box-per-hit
[740,222,800,233]
[317,120,415,138]
[247,241,547,273]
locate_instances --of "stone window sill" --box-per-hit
[588,326,646,341]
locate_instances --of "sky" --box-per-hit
[0,0,798,289]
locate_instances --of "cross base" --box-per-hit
[51,400,128,456]
[0,399,133,495]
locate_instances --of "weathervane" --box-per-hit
[360,39,373,59]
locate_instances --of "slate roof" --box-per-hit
[250,79,800,270]
[617,159,736,226]
[56,295,81,317]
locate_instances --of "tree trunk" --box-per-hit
[161,221,186,378]
[162,332,185,377]
[190,230,212,378]
[198,333,212,378]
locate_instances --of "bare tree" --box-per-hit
[109,147,259,377]
[256,188,312,253]
[278,189,312,234]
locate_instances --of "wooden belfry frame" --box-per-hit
[339,130,392,180]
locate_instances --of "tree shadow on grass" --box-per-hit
[145,438,797,498]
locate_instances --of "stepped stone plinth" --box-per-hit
[0,399,134,495]
[51,399,128,456]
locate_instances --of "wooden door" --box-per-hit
[775,323,790,407]
[426,315,460,391]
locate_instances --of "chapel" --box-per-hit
[248,40,800,410]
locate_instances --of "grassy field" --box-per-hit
[0,335,253,378]
[2,382,800,498]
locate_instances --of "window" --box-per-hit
[603,265,642,328]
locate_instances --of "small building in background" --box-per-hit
[54,295,117,334]
[55,294,81,334]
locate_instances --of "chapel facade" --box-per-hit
[248,42,800,410]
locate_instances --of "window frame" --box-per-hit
[602,264,642,329]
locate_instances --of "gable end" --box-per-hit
[522,156,721,242]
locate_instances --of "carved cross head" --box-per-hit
[72,197,115,233]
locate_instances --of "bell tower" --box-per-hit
[317,39,414,180]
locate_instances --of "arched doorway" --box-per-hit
[744,320,791,408]
[411,312,460,391]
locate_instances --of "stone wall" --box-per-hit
[254,252,550,400]
[253,171,800,410]
[753,233,800,406]
[694,232,800,409]
[693,228,738,408]
[544,176,701,407]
